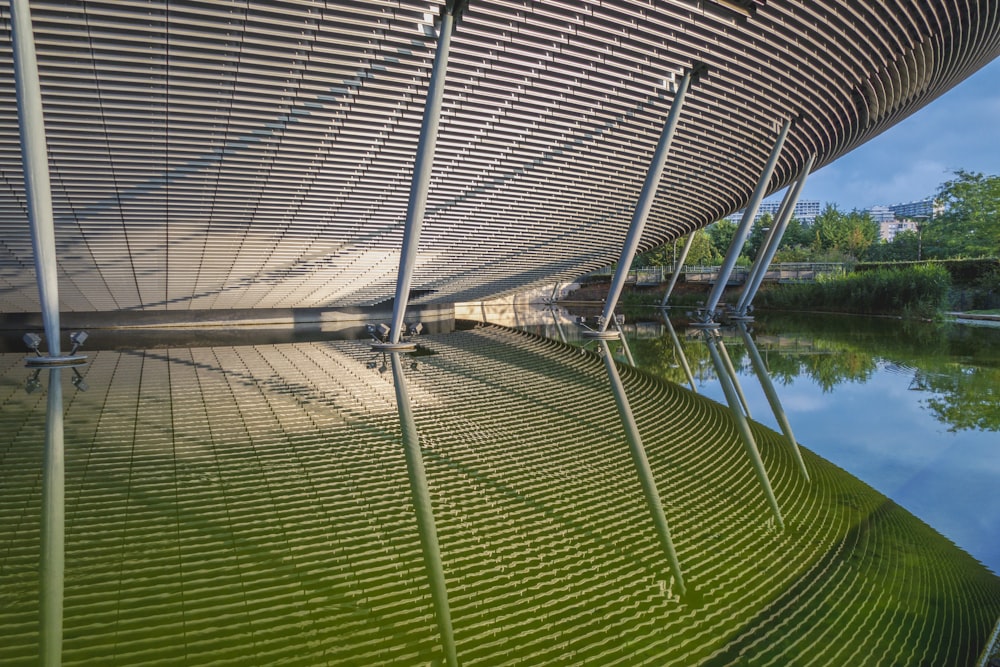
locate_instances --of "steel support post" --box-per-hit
[660,231,697,306]
[40,368,65,667]
[597,70,695,333]
[737,323,809,480]
[11,0,62,356]
[388,8,458,345]
[736,154,816,316]
[390,352,457,666]
[701,119,791,323]
[703,332,784,528]
[737,183,794,314]
[600,340,686,596]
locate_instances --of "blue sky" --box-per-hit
[791,56,1000,211]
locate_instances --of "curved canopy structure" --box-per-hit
[1,0,998,316]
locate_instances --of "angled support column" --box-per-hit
[39,367,65,667]
[12,0,65,359]
[382,2,467,349]
[702,331,784,528]
[735,154,816,317]
[600,340,686,596]
[660,231,697,307]
[585,65,703,339]
[389,352,458,667]
[735,183,795,317]
[697,118,791,325]
[737,322,809,480]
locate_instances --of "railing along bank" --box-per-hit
[585,263,846,286]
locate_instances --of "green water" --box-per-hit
[1,324,998,665]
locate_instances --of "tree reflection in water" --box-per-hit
[633,312,1000,433]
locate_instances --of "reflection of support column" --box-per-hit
[613,319,636,366]
[737,323,809,481]
[547,306,568,345]
[40,368,65,666]
[735,155,816,317]
[387,3,464,346]
[703,332,784,528]
[700,119,791,323]
[662,312,697,393]
[11,0,62,356]
[717,336,751,418]
[389,353,457,667]
[597,67,699,333]
[660,232,697,307]
[599,340,686,596]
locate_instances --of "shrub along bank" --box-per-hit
[754,264,952,319]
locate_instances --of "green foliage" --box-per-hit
[634,229,718,268]
[812,204,880,259]
[756,264,951,318]
[744,213,774,260]
[855,258,999,284]
[707,219,737,259]
[781,217,814,248]
[685,229,719,265]
[922,170,1000,259]
[866,229,921,262]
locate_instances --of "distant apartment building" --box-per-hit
[889,198,941,220]
[726,199,821,225]
[879,219,919,241]
[864,206,913,241]
[867,205,895,224]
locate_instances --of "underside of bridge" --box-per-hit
[1,0,999,323]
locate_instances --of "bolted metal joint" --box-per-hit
[24,332,43,356]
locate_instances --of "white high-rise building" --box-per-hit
[726,200,821,225]
[890,198,942,220]
[867,205,896,224]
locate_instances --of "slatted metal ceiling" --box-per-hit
[0,0,998,314]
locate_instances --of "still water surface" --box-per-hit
[686,313,1000,577]
[489,304,1000,575]
[2,315,998,664]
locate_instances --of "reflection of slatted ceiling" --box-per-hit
[0,1,998,313]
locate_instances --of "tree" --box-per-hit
[706,219,737,259]
[867,229,921,262]
[684,228,718,265]
[812,204,879,259]
[922,170,1000,258]
[781,217,813,248]
[744,213,775,261]
[633,228,717,267]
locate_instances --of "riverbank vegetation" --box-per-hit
[754,264,951,319]
[619,170,998,317]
